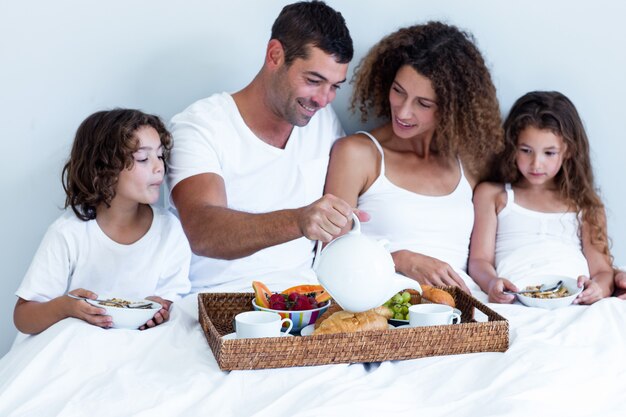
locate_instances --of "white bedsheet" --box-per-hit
[1,290,625,417]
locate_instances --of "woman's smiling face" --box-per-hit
[388,65,439,140]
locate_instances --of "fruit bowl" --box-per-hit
[251,299,331,333]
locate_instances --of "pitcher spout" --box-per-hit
[389,274,422,297]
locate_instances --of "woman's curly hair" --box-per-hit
[351,21,503,180]
[62,109,172,221]
[501,91,611,259]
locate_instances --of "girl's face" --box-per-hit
[115,126,165,206]
[388,65,438,140]
[515,126,567,187]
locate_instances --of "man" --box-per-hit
[167,1,363,291]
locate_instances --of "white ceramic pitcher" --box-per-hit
[312,213,422,312]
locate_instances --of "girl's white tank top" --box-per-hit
[495,183,589,280]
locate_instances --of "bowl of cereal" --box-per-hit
[86,297,162,329]
[514,276,582,309]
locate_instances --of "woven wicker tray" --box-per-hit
[199,287,509,371]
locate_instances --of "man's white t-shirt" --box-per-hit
[167,92,344,291]
[16,206,192,302]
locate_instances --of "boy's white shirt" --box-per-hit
[16,206,191,302]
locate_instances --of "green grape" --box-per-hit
[401,305,409,314]
[394,312,404,320]
[403,313,410,320]
[394,304,404,313]
[401,291,411,303]
[392,293,403,304]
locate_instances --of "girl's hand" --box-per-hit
[487,278,518,304]
[573,275,604,305]
[66,288,112,328]
[393,250,472,293]
[614,269,626,299]
[139,296,172,330]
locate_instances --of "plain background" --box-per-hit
[0,0,624,356]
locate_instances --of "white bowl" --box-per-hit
[86,297,161,329]
[515,275,582,309]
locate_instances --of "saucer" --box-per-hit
[300,324,316,336]
[222,332,294,340]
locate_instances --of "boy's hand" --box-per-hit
[574,275,603,305]
[66,288,112,328]
[488,278,517,304]
[139,296,172,330]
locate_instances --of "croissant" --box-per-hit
[421,285,455,307]
[312,306,392,335]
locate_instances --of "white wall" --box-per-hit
[1,0,624,356]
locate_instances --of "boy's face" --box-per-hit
[268,44,348,127]
[115,126,165,206]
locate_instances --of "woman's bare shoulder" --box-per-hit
[332,132,380,161]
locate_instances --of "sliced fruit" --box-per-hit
[280,284,331,303]
[314,290,332,303]
[280,284,325,295]
[252,281,272,308]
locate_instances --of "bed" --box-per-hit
[1,282,625,417]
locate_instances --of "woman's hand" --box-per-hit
[573,275,605,305]
[66,288,112,328]
[139,296,172,330]
[487,278,517,304]
[393,250,471,293]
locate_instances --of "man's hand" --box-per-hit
[296,194,368,242]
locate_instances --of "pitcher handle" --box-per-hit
[312,212,361,270]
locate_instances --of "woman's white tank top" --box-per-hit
[356,131,474,273]
[495,183,589,281]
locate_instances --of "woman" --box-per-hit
[325,22,503,292]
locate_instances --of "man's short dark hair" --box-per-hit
[270,0,353,65]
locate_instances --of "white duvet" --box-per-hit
[1,289,626,417]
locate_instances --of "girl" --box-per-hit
[14,109,191,334]
[469,91,614,304]
[325,22,503,292]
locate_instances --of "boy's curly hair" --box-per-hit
[350,21,503,180]
[501,91,611,259]
[62,109,172,221]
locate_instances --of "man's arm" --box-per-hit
[171,173,354,259]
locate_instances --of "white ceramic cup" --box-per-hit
[235,311,293,339]
[408,304,461,327]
